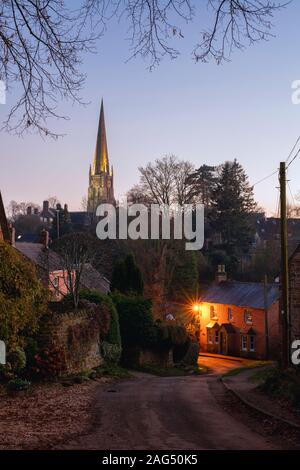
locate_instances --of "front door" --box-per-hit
[220,332,227,355]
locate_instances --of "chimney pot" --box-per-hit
[43,200,49,213]
[216,265,227,283]
[41,229,49,249]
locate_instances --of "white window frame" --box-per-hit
[215,330,219,344]
[244,309,253,325]
[241,335,248,351]
[207,330,213,344]
[249,336,255,352]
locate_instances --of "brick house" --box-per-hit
[289,244,300,344]
[199,270,280,359]
[14,232,110,301]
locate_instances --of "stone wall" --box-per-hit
[138,348,174,368]
[38,306,103,375]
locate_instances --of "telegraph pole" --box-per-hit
[263,275,269,359]
[279,162,289,368]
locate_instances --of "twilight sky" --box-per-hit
[1,1,300,214]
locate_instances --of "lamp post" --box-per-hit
[193,303,201,353]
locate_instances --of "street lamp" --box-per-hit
[193,303,201,353]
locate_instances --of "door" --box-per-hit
[220,332,227,355]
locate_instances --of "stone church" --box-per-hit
[87,99,115,213]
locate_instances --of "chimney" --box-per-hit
[41,229,49,249]
[26,206,32,215]
[216,265,227,283]
[42,200,49,213]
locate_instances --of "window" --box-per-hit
[207,330,213,344]
[228,308,233,322]
[249,336,255,352]
[210,305,216,319]
[215,330,219,344]
[241,335,247,351]
[244,310,253,325]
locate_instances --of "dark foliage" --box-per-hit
[111,253,144,296]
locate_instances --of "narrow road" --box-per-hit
[58,357,276,450]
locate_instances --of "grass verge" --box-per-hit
[223,361,272,378]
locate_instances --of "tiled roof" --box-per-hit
[15,242,62,271]
[201,281,279,310]
[80,263,110,294]
[69,212,91,226]
[15,243,110,294]
[220,323,236,334]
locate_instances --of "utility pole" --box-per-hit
[279,162,289,368]
[263,274,269,359]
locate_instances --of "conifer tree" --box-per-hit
[111,254,144,295]
[210,159,256,254]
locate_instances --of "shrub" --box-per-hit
[30,347,66,378]
[6,347,26,373]
[0,242,47,348]
[7,378,31,392]
[259,367,300,407]
[24,338,39,368]
[112,294,157,350]
[111,254,144,295]
[75,289,122,363]
[101,341,121,364]
[0,363,14,381]
[156,324,188,349]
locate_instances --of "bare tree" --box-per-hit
[81,195,88,211]
[51,232,97,308]
[193,1,284,64]
[7,199,40,220]
[0,1,284,138]
[47,196,61,209]
[129,155,195,206]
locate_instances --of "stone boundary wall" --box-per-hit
[38,307,103,375]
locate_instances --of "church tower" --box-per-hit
[87,100,115,213]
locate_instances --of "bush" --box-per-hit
[76,289,122,363]
[7,378,31,392]
[0,363,14,381]
[101,341,121,364]
[156,324,188,349]
[112,294,157,350]
[24,338,39,368]
[111,254,144,295]
[259,367,300,407]
[30,347,66,378]
[6,347,26,373]
[0,242,47,348]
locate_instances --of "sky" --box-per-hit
[1,1,300,214]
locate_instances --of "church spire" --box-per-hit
[93,99,109,175]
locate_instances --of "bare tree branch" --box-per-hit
[0,0,285,138]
